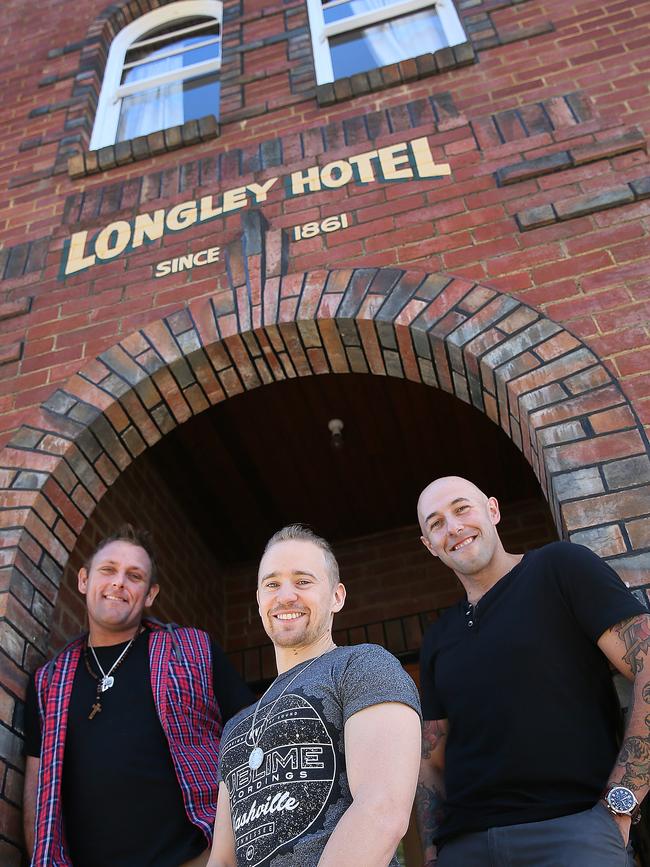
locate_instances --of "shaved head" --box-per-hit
[416,475,511,583]
[417,476,488,533]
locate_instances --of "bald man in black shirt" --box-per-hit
[415,476,647,866]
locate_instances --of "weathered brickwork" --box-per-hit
[315,44,479,108]
[67,115,221,178]
[1,0,650,860]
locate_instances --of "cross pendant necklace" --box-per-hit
[89,700,102,720]
[87,674,105,721]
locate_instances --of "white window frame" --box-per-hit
[306,0,466,85]
[90,0,222,150]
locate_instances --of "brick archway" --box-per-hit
[1,219,649,827]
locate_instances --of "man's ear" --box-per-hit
[332,582,346,613]
[78,567,89,595]
[145,583,160,608]
[487,497,501,526]
[420,535,438,558]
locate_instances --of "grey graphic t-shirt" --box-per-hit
[218,644,421,867]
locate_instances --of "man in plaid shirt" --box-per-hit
[23,524,254,867]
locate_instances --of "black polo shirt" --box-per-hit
[420,541,647,845]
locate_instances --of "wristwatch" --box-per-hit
[602,784,642,824]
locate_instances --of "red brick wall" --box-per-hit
[0,0,648,445]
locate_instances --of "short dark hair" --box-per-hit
[262,524,340,588]
[87,524,157,586]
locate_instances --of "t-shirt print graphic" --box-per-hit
[223,694,336,866]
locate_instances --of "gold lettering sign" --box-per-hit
[154,246,221,277]
[60,136,450,278]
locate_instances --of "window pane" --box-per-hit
[116,72,220,142]
[126,18,218,64]
[330,7,445,79]
[183,72,220,126]
[121,38,220,86]
[323,0,403,26]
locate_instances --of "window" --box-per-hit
[306,0,466,84]
[90,0,222,150]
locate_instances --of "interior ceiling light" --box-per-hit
[328,418,344,451]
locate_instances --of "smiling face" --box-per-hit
[418,477,502,579]
[78,540,159,644]
[257,539,345,661]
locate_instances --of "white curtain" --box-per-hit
[117,52,184,142]
[347,0,444,67]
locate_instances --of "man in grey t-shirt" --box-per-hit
[208,524,422,867]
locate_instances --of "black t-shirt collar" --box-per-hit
[462,551,530,620]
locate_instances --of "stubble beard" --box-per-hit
[267,613,333,651]
[445,535,497,579]
[90,596,142,634]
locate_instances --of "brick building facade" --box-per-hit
[1,0,649,862]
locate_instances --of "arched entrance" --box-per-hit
[1,219,649,845]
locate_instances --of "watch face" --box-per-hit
[608,787,637,813]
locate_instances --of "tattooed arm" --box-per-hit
[415,718,448,866]
[597,613,650,844]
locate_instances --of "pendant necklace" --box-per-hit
[247,646,335,771]
[84,634,138,720]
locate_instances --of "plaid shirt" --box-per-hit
[31,621,223,867]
